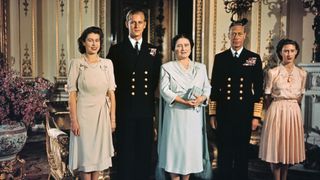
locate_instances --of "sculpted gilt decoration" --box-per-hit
[22,44,32,77]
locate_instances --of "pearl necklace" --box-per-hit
[83,55,99,68]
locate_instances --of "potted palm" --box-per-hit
[0,53,53,161]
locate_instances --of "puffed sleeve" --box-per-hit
[264,69,274,95]
[67,59,79,92]
[107,59,116,91]
[300,69,307,94]
[160,65,177,106]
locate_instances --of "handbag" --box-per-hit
[187,86,203,100]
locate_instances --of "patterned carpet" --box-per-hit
[18,130,320,180]
[20,132,49,180]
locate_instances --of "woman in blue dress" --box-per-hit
[157,34,211,180]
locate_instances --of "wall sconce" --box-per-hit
[302,0,320,62]
[224,0,260,21]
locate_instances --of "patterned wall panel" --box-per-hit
[19,0,34,77]
[56,0,68,77]
[194,0,203,62]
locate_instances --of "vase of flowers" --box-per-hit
[0,53,53,161]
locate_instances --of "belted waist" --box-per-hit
[272,97,297,102]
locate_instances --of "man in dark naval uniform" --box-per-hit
[107,8,162,180]
[209,19,264,180]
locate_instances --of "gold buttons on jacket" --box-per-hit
[144,71,148,75]
[227,96,230,100]
[132,72,136,75]
[239,97,243,100]
[227,84,231,88]
[228,77,231,81]
[145,92,148,95]
[131,85,135,89]
[227,90,231,94]
[144,78,148,81]
[240,77,244,81]
[239,90,243,94]
[132,78,135,82]
[240,84,243,88]
[145,85,148,88]
[131,92,135,96]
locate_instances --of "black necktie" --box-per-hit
[234,52,238,58]
[135,41,139,55]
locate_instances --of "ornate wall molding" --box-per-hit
[194,0,203,62]
[99,0,105,57]
[156,0,164,59]
[22,0,29,16]
[22,44,32,76]
[0,0,9,62]
[84,0,89,14]
[213,0,217,56]
[257,1,261,54]
[59,44,66,77]
[59,0,65,16]
[220,33,228,52]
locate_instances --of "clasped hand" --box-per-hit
[185,96,204,108]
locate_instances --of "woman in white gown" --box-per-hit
[158,34,211,180]
[67,26,116,180]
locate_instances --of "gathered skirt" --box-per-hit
[259,100,305,164]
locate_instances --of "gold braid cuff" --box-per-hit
[253,97,263,119]
[209,100,216,116]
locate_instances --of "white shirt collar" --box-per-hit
[128,35,143,50]
[230,47,243,57]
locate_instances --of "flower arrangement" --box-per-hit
[0,54,53,127]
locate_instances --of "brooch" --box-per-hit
[243,57,257,66]
[149,48,157,56]
[100,65,108,71]
[79,64,88,70]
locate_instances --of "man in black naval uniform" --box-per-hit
[209,19,264,180]
[107,8,161,180]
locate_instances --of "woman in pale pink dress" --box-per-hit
[259,39,307,180]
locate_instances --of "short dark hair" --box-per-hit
[276,38,300,61]
[125,8,147,22]
[77,26,104,54]
[229,18,248,32]
[171,34,194,51]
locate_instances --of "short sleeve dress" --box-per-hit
[67,57,116,172]
[259,64,307,164]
